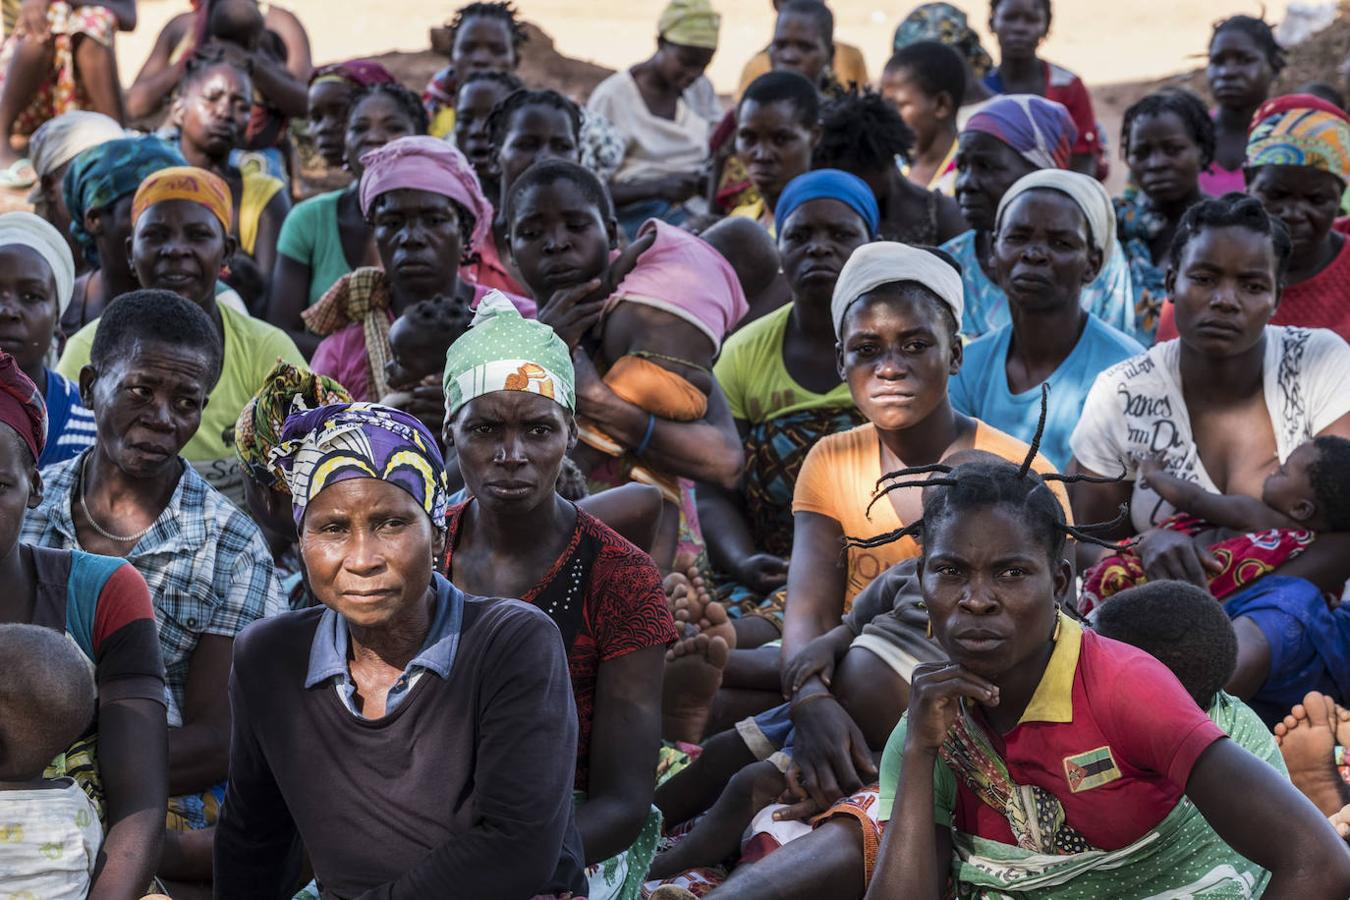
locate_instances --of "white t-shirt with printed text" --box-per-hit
[1069,326,1350,532]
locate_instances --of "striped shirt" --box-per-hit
[38,369,96,470]
[21,452,279,726]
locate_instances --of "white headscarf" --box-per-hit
[995,169,1118,276]
[830,242,965,337]
[27,111,125,178]
[0,212,76,316]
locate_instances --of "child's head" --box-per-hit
[814,89,914,199]
[1092,581,1236,708]
[344,84,429,178]
[453,71,523,186]
[1261,436,1350,532]
[698,215,784,308]
[0,624,95,781]
[555,455,589,501]
[988,0,1051,64]
[506,159,616,299]
[735,71,821,207]
[1121,89,1214,209]
[882,41,965,153]
[386,299,474,387]
[208,0,265,48]
[1207,15,1283,112]
[768,0,834,87]
[449,2,526,75]
[1298,81,1346,111]
[487,89,583,202]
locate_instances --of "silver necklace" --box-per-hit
[78,455,153,544]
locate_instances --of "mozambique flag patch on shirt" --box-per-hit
[1063,746,1122,792]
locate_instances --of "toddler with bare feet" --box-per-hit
[0,624,101,899]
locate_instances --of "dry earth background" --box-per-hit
[72,0,1350,197]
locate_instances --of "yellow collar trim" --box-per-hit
[1018,614,1082,725]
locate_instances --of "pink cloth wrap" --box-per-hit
[611,219,749,351]
[358,135,493,252]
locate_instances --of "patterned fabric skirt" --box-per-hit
[717,407,864,627]
[166,781,227,832]
[1079,514,1315,614]
[0,2,116,137]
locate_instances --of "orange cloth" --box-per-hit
[131,166,234,233]
[793,421,1070,605]
[577,355,709,501]
[736,42,870,98]
[603,354,708,420]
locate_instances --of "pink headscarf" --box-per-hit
[612,219,749,351]
[358,135,493,251]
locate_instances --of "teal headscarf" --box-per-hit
[62,136,185,266]
[442,290,575,418]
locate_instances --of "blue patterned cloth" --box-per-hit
[940,229,1138,340]
[37,368,95,469]
[1224,575,1350,727]
[1113,188,1169,344]
[22,452,278,726]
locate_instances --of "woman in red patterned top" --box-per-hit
[440,289,679,899]
[982,0,1102,178]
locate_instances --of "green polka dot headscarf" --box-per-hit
[442,290,576,417]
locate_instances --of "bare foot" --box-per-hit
[1331,803,1350,841]
[1335,702,1350,749]
[649,886,699,900]
[663,633,730,745]
[668,565,737,650]
[663,570,697,620]
[1274,691,1350,816]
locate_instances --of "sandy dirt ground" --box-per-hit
[117,0,1295,94]
[101,1,1307,197]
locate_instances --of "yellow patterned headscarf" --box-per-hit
[131,166,234,233]
[1247,94,1350,184]
[235,361,352,492]
[658,0,720,50]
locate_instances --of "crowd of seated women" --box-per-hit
[2,1,1350,898]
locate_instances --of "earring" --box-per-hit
[925,616,933,639]
[1052,606,1062,641]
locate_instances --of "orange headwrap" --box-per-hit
[131,166,234,233]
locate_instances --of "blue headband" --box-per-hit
[774,169,880,238]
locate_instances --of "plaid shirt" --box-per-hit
[21,452,279,726]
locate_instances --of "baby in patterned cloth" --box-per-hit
[1138,435,1350,539]
[0,623,101,899]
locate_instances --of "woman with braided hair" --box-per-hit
[866,450,1350,898]
[721,242,1068,830]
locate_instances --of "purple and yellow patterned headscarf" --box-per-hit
[1247,94,1350,184]
[964,95,1077,171]
[269,402,449,529]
